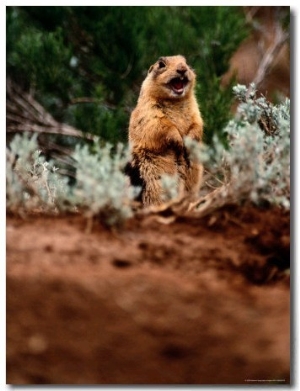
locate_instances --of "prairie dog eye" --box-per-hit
[158,60,166,69]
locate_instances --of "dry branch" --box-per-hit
[6,78,98,174]
[138,183,239,223]
[246,7,289,96]
[6,78,96,142]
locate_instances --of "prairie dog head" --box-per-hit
[141,55,196,100]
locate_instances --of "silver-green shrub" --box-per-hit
[6,133,67,213]
[71,142,138,225]
[6,134,138,225]
[185,84,290,210]
[160,173,181,202]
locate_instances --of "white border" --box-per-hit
[2,3,297,390]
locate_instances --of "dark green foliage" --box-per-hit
[6,6,249,146]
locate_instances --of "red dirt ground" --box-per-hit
[6,205,290,385]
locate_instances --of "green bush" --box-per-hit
[6,6,249,145]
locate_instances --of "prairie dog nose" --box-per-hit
[177,63,188,75]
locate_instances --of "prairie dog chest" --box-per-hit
[158,103,194,136]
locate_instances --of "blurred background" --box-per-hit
[6,6,290,165]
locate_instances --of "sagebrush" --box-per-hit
[185,83,290,213]
[6,135,138,225]
[6,133,67,213]
[6,84,290,224]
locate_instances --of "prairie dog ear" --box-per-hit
[148,64,154,74]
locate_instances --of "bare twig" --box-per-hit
[244,6,265,34]
[138,182,238,222]
[247,9,289,96]
[6,78,96,142]
[70,97,116,110]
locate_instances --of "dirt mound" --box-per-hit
[6,206,290,385]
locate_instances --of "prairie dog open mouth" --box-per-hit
[169,77,189,95]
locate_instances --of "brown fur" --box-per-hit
[128,55,204,206]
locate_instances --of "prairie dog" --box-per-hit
[128,55,203,206]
